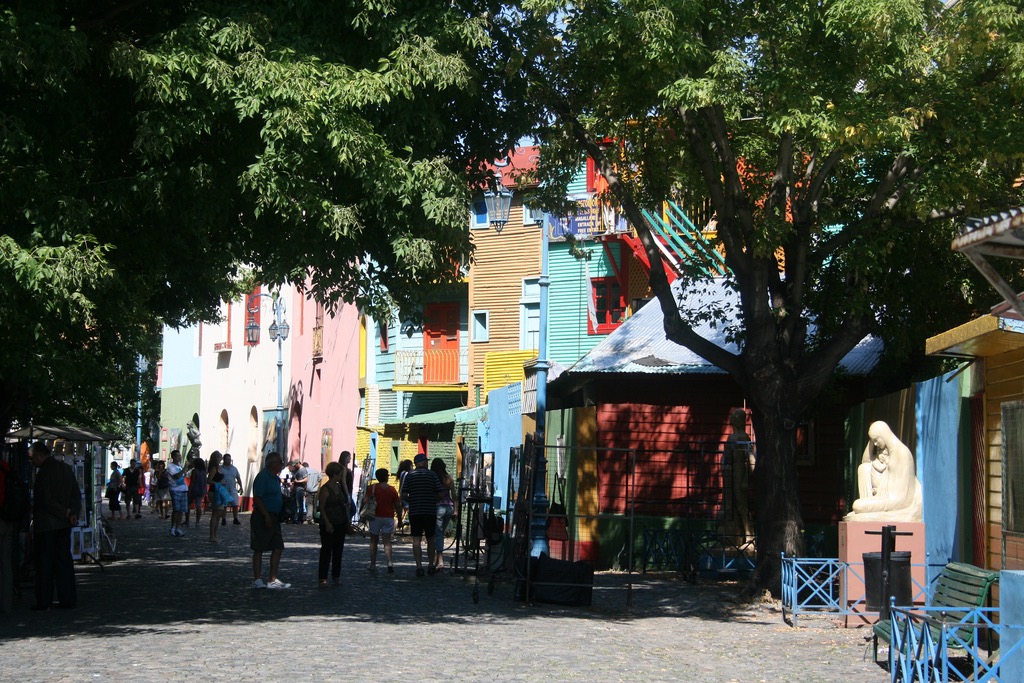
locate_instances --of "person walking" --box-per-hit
[153,460,171,519]
[185,457,207,527]
[219,453,243,525]
[288,461,308,524]
[167,450,188,537]
[304,461,321,524]
[430,458,456,572]
[122,459,143,520]
[29,442,81,610]
[401,453,445,577]
[208,472,232,543]
[106,461,124,521]
[367,468,402,573]
[316,461,349,587]
[251,452,290,589]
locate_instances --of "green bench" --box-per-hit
[873,561,1000,661]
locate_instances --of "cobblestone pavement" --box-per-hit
[0,511,888,683]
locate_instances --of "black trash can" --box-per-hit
[863,551,913,611]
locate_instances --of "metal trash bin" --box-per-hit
[863,550,912,611]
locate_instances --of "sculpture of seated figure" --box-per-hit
[844,420,922,523]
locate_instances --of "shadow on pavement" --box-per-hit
[0,510,772,640]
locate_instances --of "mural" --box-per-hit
[321,428,333,470]
[262,409,287,460]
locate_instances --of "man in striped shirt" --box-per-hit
[401,453,445,576]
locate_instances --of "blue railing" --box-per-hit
[889,605,1024,682]
[780,554,940,627]
[641,529,755,576]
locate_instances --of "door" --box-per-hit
[424,302,460,383]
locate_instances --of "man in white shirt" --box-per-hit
[303,462,321,524]
[167,450,189,537]
[219,453,244,525]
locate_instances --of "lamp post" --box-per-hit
[486,169,550,558]
[136,355,148,458]
[246,289,291,411]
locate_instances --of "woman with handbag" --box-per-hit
[430,458,456,572]
[316,461,349,587]
[106,462,124,521]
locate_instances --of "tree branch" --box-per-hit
[679,107,750,281]
[809,154,919,265]
[767,133,794,219]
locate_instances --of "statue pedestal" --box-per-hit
[839,521,926,626]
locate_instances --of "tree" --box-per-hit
[518,0,1024,588]
[0,1,533,435]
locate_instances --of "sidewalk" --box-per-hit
[0,510,887,682]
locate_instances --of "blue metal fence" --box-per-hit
[889,605,1024,682]
[780,554,940,627]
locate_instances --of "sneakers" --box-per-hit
[415,567,425,577]
[170,527,185,537]
[252,579,267,589]
[221,518,226,526]
[233,519,241,525]
[266,579,291,590]
[387,565,395,574]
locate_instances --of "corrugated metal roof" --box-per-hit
[454,404,488,424]
[567,279,881,376]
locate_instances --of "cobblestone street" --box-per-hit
[0,512,888,682]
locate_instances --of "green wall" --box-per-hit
[159,384,200,459]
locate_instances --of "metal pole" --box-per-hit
[135,354,143,458]
[530,219,551,558]
[275,299,284,411]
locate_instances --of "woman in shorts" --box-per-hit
[367,468,402,573]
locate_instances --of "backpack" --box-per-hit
[0,461,30,523]
[157,471,170,490]
[322,485,348,526]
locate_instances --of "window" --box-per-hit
[471,310,490,342]
[472,199,489,229]
[520,277,540,350]
[589,277,625,334]
[379,320,389,352]
[1003,401,1024,533]
[523,202,544,225]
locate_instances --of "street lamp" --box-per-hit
[484,169,513,233]
[487,166,550,557]
[246,289,290,411]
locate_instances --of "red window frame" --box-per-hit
[588,276,626,335]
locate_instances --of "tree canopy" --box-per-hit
[0,1,532,435]
[517,0,1024,586]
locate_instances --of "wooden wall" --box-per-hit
[591,375,850,527]
[467,200,539,407]
[982,347,1024,570]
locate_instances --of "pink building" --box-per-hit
[286,285,361,471]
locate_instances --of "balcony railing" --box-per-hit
[395,348,468,385]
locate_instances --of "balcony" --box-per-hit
[395,348,468,387]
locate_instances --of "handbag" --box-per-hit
[358,484,376,524]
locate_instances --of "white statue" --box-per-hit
[844,421,923,523]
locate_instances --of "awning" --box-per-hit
[7,424,121,441]
[455,405,488,424]
[383,406,466,425]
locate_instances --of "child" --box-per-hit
[367,468,403,573]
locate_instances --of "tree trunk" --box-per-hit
[749,401,805,595]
